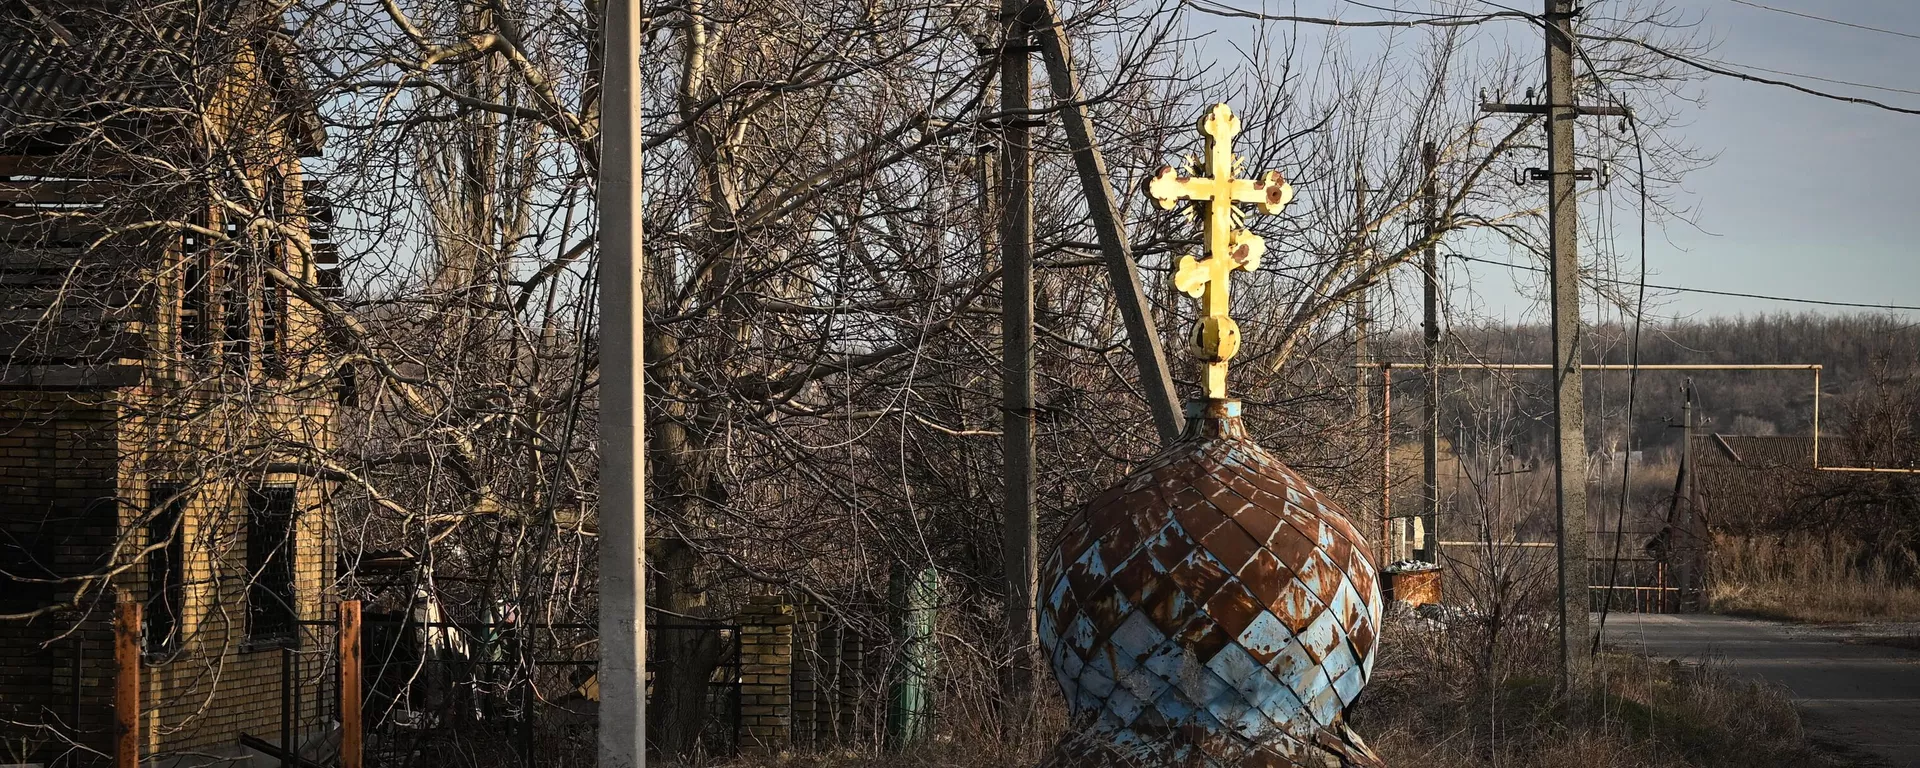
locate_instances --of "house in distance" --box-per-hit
[0,0,344,764]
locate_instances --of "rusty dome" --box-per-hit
[1037,399,1384,768]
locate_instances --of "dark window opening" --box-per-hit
[180,206,213,361]
[222,222,251,373]
[336,363,359,406]
[246,486,297,646]
[259,170,288,378]
[0,530,57,612]
[146,486,187,655]
[261,279,285,378]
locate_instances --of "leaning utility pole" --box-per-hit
[998,0,1039,698]
[1031,0,1184,442]
[1420,142,1441,565]
[1478,0,1629,692]
[597,0,647,763]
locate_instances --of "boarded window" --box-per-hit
[246,486,297,645]
[145,486,188,653]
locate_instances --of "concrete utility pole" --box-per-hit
[1031,0,1184,442]
[998,0,1039,697]
[1350,164,1384,559]
[1478,0,1629,693]
[1542,0,1589,692]
[1540,0,1591,693]
[1420,142,1441,565]
[1678,379,1698,602]
[597,0,647,762]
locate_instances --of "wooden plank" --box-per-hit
[339,600,362,768]
[0,180,120,204]
[115,599,141,768]
[0,328,150,362]
[0,363,141,388]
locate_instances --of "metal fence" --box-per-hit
[272,614,741,768]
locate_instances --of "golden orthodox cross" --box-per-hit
[1147,103,1295,400]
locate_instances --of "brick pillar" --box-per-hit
[738,596,795,753]
[790,601,820,749]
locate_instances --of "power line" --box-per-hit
[1583,33,1920,116]
[1185,0,1920,116]
[1726,0,1920,42]
[1694,57,1920,97]
[1182,0,1524,27]
[1449,253,1920,311]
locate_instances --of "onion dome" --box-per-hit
[1037,399,1384,768]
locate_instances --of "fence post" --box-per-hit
[281,646,295,767]
[339,600,362,768]
[114,599,140,768]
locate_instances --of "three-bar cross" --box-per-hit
[1147,103,1295,399]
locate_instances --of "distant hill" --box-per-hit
[1373,313,1920,460]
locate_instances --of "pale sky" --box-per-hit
[1191,0,1920,323]
[1629,0,1920,318]
[1449,0,1920,321]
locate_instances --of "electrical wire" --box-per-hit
[1594,113,1650,653]
[1692,56,1920,98]
[1582,33,1920,116]
[1182,0,1529,28]
[1725,0,1920,42]
[1450,253,1920,312]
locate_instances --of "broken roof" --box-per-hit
[0,0,321,154]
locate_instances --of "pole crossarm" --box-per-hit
[1479,101,1632,117]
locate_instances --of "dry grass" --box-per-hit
[695,612,1837,768]
[1710,534,1920,623]
[1354,616,1836,768]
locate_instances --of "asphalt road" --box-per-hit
[1602,613,1920,768]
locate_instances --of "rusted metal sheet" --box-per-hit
[1038,400,1384,767]
[114,598,140,768]
[1383,567,1442,607]
[339,600,363,768]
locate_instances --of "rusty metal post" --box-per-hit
[1381,364,1393,565]
[1812,367,1822,467]
[1420,142,1442,564]
[340,600,362,768]
[281,646,295,766]
[114,599,140,768]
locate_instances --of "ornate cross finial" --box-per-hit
[1147,103,1295,399]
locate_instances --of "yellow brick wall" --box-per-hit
[0,391,123,760]
[0,34,340,765]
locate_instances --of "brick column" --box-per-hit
[738,596,794,753]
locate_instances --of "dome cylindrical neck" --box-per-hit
[1182,399,1249,441]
